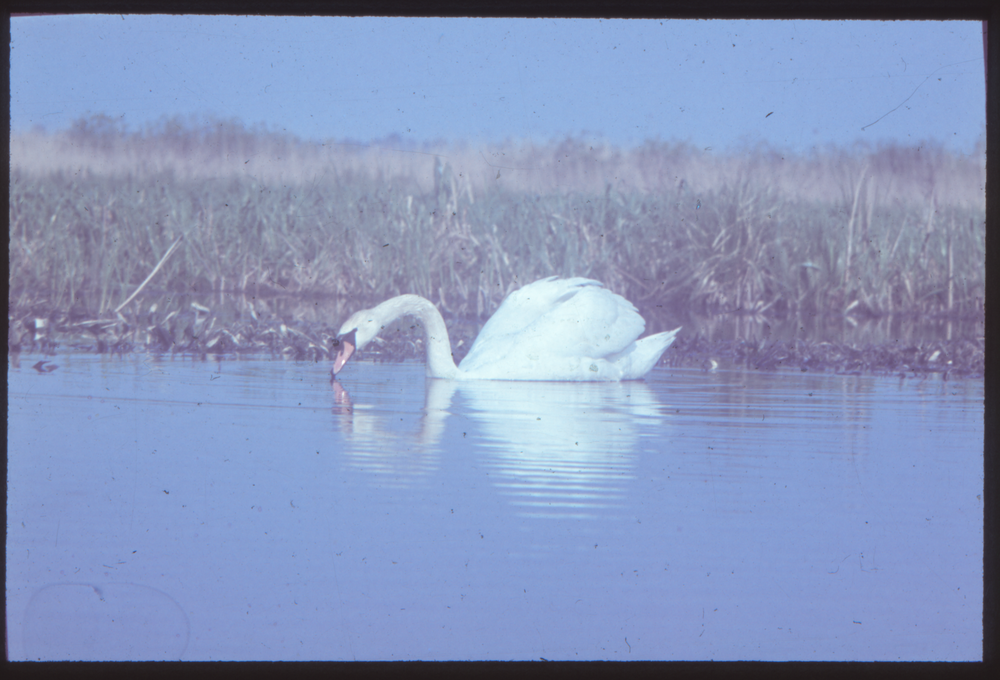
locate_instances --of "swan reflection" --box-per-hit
[333,369,667,518]
[329,369,443,487]
[450,379,663,519]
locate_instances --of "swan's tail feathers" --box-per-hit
[620,327,681,379]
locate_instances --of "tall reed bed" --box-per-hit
[9,116,985,346]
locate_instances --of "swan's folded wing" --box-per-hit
[459,277,602,370]
[518,285,646,360]
[458,281,646,374]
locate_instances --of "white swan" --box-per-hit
[332,276,680,381]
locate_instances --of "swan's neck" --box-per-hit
[376,295,460,379]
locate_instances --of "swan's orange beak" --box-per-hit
[332,329,357,375]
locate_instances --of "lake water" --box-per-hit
[6,354,983,661]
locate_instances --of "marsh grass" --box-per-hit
[8,116,985,369]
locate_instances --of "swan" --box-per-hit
[332,276,680,381]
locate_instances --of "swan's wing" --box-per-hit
[458,278,645,373]
[516,284,647,360]
[460,277,601,370]
[459,278,572,364]
[472,276,601,339]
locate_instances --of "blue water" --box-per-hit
[6,354,983,660]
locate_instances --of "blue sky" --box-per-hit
[10,15,986,153]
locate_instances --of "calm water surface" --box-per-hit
[6,354,983,660]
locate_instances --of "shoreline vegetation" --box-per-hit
[8,115,985,378]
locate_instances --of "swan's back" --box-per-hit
[458,277,663,380]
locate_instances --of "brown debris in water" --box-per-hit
[7,307,984,379]
[662,334,984,379]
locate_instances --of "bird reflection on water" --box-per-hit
[331,370,668,519]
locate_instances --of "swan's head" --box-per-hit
[332,307,383,375]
